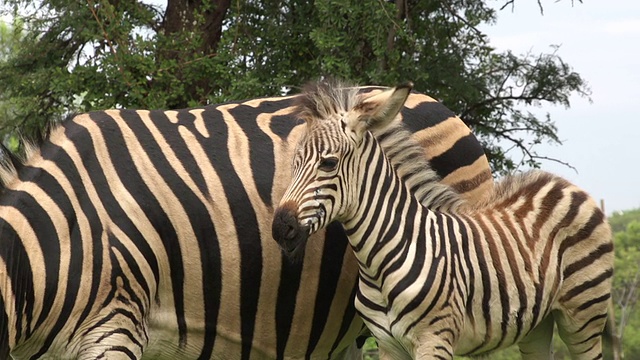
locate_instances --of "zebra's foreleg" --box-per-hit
[76,328,147,360]
[78,345,143,360]
[376,344,412,360]
[412,336,455,360]
[75,307,149,360]
[517,315,554,360]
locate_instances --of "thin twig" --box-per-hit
[441,0,483,36]
[499,0,544,14]
[499,0,514,11]
[530,155,577,172]
[86,0,132,87]
[156,53,218,73]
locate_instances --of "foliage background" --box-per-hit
[0,0,590,174]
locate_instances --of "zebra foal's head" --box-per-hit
[272,80,412,259]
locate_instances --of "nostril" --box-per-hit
[272,201,311,259]
[286,225,297,240]
[279,213,300,241]
[272,203,301,243]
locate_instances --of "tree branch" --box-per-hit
[461,94,550,121]
[616,268,640,342]
[87,0,133,88]
[441,0,483,37]
[499,0,584,15]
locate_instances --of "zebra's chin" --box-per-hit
[272,201,312,261]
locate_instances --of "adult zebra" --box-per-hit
[0,86,492,359]
[272,81,614,359]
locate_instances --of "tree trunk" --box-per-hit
[161,0,232,107]
[380,0,405,73]
[604,298,622,360]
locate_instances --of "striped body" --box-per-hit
[273,82,614,360]
[352,171,613,359]
[0,88,492,359]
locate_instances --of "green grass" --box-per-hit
[362,337,379,360]
[357,335,578,360]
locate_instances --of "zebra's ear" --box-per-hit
[348,82,413,138]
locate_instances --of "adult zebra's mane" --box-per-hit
[0,116,64,190]
[296,80,465,212]
[0,140,41,190]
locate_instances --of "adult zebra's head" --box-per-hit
[272,80,412,258]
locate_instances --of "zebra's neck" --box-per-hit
[0,241,15,355]
[342,133,433,282]
[0,174,72,352]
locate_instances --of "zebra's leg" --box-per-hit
[75,310,148,359]
[77,345,143,360]
[413,336,455,360]
[377,344,414,360]
[517,315,554,360]
[554,306,608,360]
[77,335,146,360]
[376,346,393,360]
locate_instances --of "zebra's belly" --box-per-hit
[144,311,259,360]
[144,328,253,359]
[142,337,249,360]
[144,309,357,359]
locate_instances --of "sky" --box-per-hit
[481,0,640,214]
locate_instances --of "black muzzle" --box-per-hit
[272,201,310,260]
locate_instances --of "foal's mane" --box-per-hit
[295,80,465,211]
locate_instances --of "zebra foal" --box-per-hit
[272,81,614,359]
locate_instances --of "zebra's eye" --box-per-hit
[318,156,339,172]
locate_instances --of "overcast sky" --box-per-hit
[480,0,639,214]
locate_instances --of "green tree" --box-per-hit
[612,214,640,359]
[0,0,590,174]
[0,18,24,150]
[610,208,640,234]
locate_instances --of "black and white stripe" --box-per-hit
[0,86,493,359]
[273,81,614,360]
